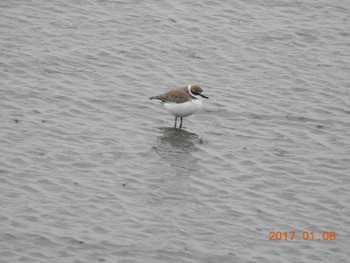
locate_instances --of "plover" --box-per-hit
[149,84,209,128]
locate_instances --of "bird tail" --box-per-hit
[149,95,160,100]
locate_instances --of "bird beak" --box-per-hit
[200,94,209,99]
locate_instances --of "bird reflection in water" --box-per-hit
[153,127,204,174]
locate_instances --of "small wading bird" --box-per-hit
[149,84,209,128]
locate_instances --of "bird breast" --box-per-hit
[163,99,202,117]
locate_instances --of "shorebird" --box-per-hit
[149,84,209,128]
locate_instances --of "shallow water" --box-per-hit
[1,0,350,262]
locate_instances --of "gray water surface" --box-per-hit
[1,0,350,262]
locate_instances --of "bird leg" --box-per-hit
[174,116,177,128]
[179,117,183,129]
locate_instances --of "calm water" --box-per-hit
[1,0,350,262]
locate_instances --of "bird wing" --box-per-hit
[149,87,189,103]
